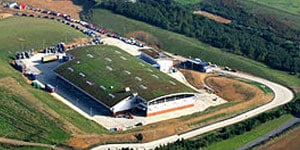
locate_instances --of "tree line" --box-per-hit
[98,0,300,74]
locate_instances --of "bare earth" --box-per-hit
[0,13,12,19]
[194,10,232,24]
[206,76,265,102]
[0,137,53,148]
[14,0,82,19]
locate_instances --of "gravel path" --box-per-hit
[0,137,54,148]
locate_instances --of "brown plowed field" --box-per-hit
[194,10,232,24]
[14,0,82,19]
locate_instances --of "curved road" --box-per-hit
[92,69,294,150]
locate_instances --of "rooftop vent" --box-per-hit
[99,85,106,91]
[120,56,127,60]
[135,76,142,81]
[105,57,112,62]
[124,70,131,75]
[147,68,153,72]
[67,67,74,72]
[108,93,115,99]
[87,54,94,58]
[86,81,93,85]
[152,74,159,79]
[115,51,121,54]
[139,85,148,90]
[125,87,130,92]
[79,72,85,78]
[106,66,113,71]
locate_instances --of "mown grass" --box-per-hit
[89,9,300,89]
[205,114,293,150]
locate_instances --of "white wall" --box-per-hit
[147,96,195,114]
[111,96,136,113]
[156,59,173,73]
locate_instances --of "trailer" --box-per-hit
[41,55,58,63]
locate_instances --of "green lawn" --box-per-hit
[89,9,300,89]
[56,45,194,107]
[248,0,300,15]
[205,114,293,150]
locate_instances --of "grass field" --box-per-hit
[0,16,108,145]
[242,0,300,30]
[56,45,194,106]
[89,9,300,90]
[205,114,293,150]
[249,0,300,15]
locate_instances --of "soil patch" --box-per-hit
[14,0,82,19]
[179,69,211,89]
[206,76,263,102]
[0,13,12,19]
[194,10,232,24]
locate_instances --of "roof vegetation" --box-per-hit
[55,45,195,107]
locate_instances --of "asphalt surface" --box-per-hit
[92,69,294,150]
[238,116,300,150]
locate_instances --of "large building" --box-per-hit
[55,45,198,117]
[139,49,174,73]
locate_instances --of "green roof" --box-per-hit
[55,45,195,107]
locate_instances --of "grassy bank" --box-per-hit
[89,9,300,90]
[205,114,293,150]
[0,16,108,144]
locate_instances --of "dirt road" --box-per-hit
[0,137,54,148]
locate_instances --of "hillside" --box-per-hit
[98,0,300,75]
[0,17,108,146]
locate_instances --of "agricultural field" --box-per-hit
[249,0,300,15]
[55,45,194,107]
[89,9,300,91]
[257,124,300,150]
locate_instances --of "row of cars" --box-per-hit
[10,2,145,48]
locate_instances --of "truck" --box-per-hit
[41,55,58,63]
[45,84,55,93]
